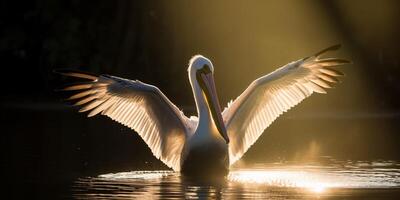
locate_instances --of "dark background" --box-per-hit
[1,0,400,198]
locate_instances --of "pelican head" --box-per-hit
[188,55,229,144]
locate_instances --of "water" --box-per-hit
[71,159,400,199]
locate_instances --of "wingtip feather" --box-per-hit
[315,44,341,58]
[54,69,98,81]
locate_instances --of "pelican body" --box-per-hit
[180,56,230,176]
[57,45,350,177]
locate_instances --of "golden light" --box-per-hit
[74,161,400,199]
[228,169,334,194]
[155,0,395,166]
[98,170,173,180]
[310,185,326,193]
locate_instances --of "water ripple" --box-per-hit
[72,160,400,199]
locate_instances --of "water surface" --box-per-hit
[72,159,400,199]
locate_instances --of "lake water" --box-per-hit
[70,159,400,199]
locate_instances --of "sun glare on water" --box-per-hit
[227,169,334,194]
[74,161,400,199]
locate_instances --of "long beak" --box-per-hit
[199,73,229,144]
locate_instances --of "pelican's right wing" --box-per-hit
[223,45,350,165]
[57,71,190,171]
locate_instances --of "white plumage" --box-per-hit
[58,45,349,174]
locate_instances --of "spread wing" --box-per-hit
[222,45,350,165]
[57,70,190,171]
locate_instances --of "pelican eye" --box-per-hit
[200,64,211,74]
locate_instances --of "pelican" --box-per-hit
[57,45,350,176]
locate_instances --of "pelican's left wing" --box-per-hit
[222,45,350,165]
[57,71,190,171]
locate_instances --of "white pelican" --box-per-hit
[57,45,349,176]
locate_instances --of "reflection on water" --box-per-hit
[72,160,400,199]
